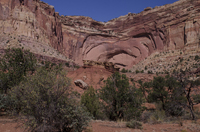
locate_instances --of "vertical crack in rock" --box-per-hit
[184,25,187,45]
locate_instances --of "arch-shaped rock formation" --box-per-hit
[0,0,200,69]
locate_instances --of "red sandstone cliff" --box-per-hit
[0,0,200,69]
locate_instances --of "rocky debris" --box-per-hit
[0,48,70,65]
[83,76,87,80]
[74,79,88,89]
[0,0,200,69]
[131,48,200,75]
[68,67,112,93]
[144,7,152,11]
[194,68,200,74]
[83,60,120,72]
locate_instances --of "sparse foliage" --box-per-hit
[171,70,200,120]
[141,72,200,119]
[9,68,91,132]
[81,86,100,119]
[99,72,145,121]
[126,120,143,129]
[147,76,169,110]
[121,68,128,73]
[0,48,36,93]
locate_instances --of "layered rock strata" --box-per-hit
[0,0,200,69]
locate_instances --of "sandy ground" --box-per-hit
[1,117,200,132]
[89,120,200,132]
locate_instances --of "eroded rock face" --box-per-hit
[61,0,200,69]
[1,0,200,69]
[0,0,63,56]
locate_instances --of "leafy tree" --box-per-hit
[171,71,200,120]
[121,68,128,73]
[147,76,169,110]
[138,80,151,101]
[81,86,100,119]
[143,73,200,119]
[9,68,91,132]
[145,75,184,115]
[0,48,36,93]
[99,72,145,121]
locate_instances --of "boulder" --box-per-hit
[74,79,88,89]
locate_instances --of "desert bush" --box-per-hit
[140,111,153,123]
[180,58,184,62]
[136,70,140,74]
[192,94,200,104]
[81,86,101,119]
[99,72,145,121]
[148,70,153,74]
[147,76,169,110]
[121,68,128,73]
[65,62,70,67]
[75,65,80,69]
[165,102,185,116]
[0,48,36,93]
[141,75,187,117]
[146,72,200,120]
[0,94,14,114]
[9,68,91,132]
[194,55,200,61]
[126,120,143,129]
[148,110,166,124]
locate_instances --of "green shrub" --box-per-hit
[148,70,153,74]
[195,55,200,61]
[126,120,143,129]
[81,87,100,119]
[0,94,14,114]
[130,78,134,82]
[99,72,145,121]
[121,68,128,73]
[9,68,91,132]
[149,110,166,124]
[180,58,183,62]
[136,70,140,74]
[165,71,169,74]
[75,65,80,69]
[51,62,56,67]
[147,76,172,110]
[0,48,36,93]
[65,62,70,67]
[192,94,200,104]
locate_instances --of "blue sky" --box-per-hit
[42,0,178,22]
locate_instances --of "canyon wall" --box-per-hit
[0,0,200,68]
